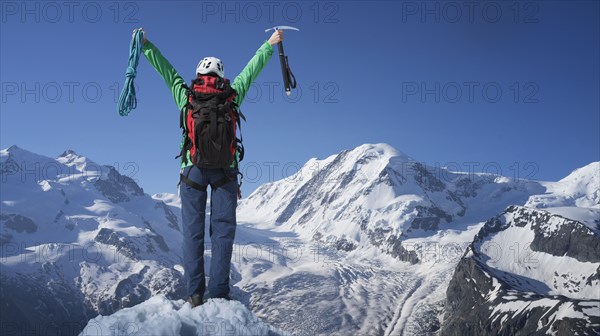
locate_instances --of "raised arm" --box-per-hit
[137,29,188,110]
[231,30,283,106]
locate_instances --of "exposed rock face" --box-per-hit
[94,228,141,260]
[0,272,94,335]
[0,213,37,234]
[442,206,600,336]
[155,201,180,231]
[94,166,144,203]
[409,205,452,231]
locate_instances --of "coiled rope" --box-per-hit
[117,28,145,116]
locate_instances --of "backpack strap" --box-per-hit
[180,83,193,129]
[176,136,192,165]
[211,174,233,190]
[179,166,208,192]
[180,173,207,192]
[176,94,193,165]
[210,169,243,201]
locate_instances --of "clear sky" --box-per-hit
[1,1,599,196]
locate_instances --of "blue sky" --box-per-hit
[1,1,598,196]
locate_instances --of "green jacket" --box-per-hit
[142,40,274,168]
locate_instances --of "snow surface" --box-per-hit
[80,295,284,336]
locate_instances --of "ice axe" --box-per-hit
[265,26,299,96]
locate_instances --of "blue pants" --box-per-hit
[180,166,238,300]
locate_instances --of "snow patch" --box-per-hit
[80,295,285,336]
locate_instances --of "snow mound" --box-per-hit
[80,295,285,336]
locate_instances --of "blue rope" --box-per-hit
[117,29,145,116]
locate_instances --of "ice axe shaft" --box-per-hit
[277,42,292,95]
[265,26,299,96]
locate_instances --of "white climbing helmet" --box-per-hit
[196,57,224,78]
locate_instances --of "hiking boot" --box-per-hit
[187,294,203,308]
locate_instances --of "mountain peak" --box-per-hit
[56,148,95,172]
[330,143,414,172]
[2,145,31,156]
[58,149,79,158]
[1,145,56,167]
[349,143,410,160]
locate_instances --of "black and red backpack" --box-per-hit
[178,75,245,169]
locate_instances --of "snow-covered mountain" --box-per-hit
[439,162,600,335]
[0,146,185,334]
[1,144,598,335]
[238,143,545,262]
